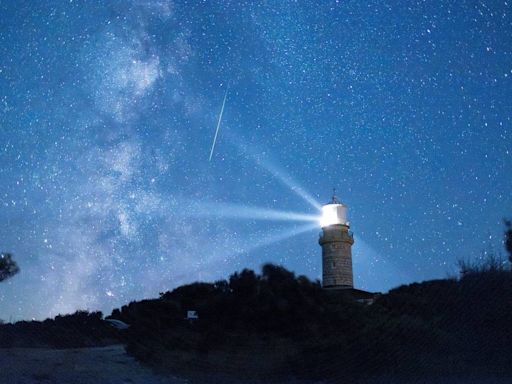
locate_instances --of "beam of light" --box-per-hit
[166,223,319,288]
[208,222,319,264]
[255,157,322,210]
[209,86,228,161]
[242,222,319,255]
[352,235,410,292]
[181,200,320,223]
[226,134,322,210]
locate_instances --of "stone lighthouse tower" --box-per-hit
[319,191,354,289]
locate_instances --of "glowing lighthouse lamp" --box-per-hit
[320,198,348,228]
[318,191,354,289]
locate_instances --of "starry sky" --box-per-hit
[1,1,511,321]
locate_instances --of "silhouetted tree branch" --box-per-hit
[505,220,512,264]
[0,253,19,282]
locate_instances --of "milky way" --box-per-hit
[0,1,511,320]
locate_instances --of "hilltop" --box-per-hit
[0,310,119,349]
[2,260,511,382]
[107,263,512,383]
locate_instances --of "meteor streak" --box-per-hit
[209,87,228,161]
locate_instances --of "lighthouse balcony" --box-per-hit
[318,230,354,244]
[318,230,354,238]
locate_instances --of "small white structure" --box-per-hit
[185,310,198,321]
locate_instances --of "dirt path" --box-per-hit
[2,346,510,384]
[0,345,186,384]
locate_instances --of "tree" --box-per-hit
[261,263,295,284]
[229,269,258,297]
[0,253,19,282]
[505,220,512,264]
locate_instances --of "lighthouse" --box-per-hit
[319,191,354,289]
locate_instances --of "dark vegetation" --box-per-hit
[0,310,120,348]
[1,252,119,349]
[116,264,512,382]
[110,223,512,382]
[505,220,512,263]
[0,253,19,282]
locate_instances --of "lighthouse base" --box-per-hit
[324,287,380,305]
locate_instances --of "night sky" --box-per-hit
[1,1,511,321]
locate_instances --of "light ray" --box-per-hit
[183,201,320,223]
[208,222,319,264]
[226,134,322,210]
[243,222,319,254]
[254,156,322,210]
[352,235,409,291]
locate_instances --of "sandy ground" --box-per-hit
[0,345,186,384]
[1,345,511,384]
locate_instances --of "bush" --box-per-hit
[0,310,120,348]
[120,263,512,381]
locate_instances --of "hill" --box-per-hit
[0,310,120,349]
[108,264,512,382]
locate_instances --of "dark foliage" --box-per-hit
[505,220,512,263]
[0,310,120,348]
[0,253,19,282]
[118,261,512,382]
[458,252,508,277]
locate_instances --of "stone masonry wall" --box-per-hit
[319,225,354,288]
